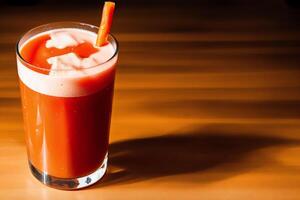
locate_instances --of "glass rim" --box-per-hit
[16,21,119,72]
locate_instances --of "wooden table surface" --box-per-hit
[1,0,300,199]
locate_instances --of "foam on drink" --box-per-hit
[17,28,117,97]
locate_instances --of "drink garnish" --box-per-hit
[96,1,115,47]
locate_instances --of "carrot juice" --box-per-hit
[16,22,118,189]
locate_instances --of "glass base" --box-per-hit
[29,154,108,190]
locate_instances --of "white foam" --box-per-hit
[46,49,114,77]
[17,28,117,97]
[46,31,81,49]
[45,29,98,49]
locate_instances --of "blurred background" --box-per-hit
[1,0,300,198]
[0,0,300,138]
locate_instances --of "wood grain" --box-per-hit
[0,0,300,199]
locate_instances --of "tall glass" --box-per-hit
[16,22,118,190]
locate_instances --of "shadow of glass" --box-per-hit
[93,127,300,188]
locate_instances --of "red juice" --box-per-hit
[16,23,118,187]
